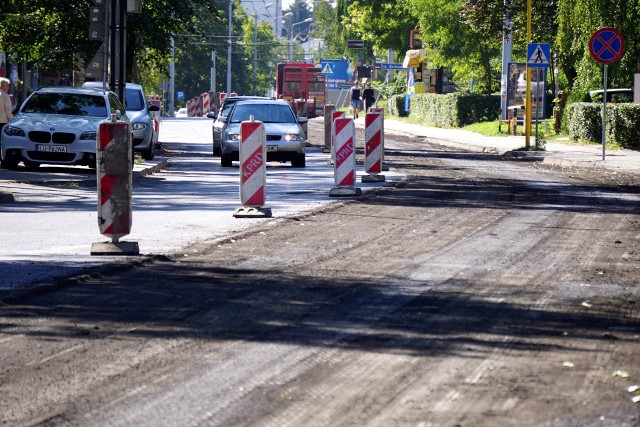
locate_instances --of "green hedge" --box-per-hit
[387,94,408,117]
[565,102,640,148]
[406,93,500,127]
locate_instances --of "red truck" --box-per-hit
[275,62,326,118]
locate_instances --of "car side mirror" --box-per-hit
[207,111,217,119]
[148,105,160,112]
[297,117,308,124]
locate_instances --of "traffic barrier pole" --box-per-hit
[329,117,362,197]
[147,95,161,146]
[234,115,272,218]
[202,92,211,115]
[362,111,385,182]
[368,107,388,171]
[91,115,139,255]
[329,110,345,165]
[323,104,335,153]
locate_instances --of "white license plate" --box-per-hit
[37,144,67,153]
[267,145,278,152]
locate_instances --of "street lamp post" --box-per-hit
[227,0,233,96]
[289,18,313,61]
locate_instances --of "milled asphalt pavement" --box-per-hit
[371,117,640,174]
[1,117,638,204]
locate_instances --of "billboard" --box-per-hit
[320,60,353,89]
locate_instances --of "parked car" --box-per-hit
[207,96,270,156]
[175,107,188,118]
[516,70,546,99]
[588,88,634,103]
[220,99,307,168]
[82,81,159,160]
[1,86,128,170]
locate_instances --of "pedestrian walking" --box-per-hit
[363,82,375,112]
[0,77,13,134]
[350,80,362,119]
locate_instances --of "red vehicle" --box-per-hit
[275,62,326,118]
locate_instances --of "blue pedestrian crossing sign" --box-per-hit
[527,43,551,68]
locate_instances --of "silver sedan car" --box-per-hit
[220,100,307,168]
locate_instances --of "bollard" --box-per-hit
[323,104,335,153]
[329,110,345,165]
[362,111,385,182]
[368,107,388,171]
[234,116,272,218]
[329,117,362,197]
[202,92,211,115]
[91,115,139,255]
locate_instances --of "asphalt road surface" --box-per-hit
[1,118,639,426]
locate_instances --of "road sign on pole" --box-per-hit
[347,40,364,49]
[589,28,625,161]
[379,63,406,70]
[527,43,550,67]
[589,27,625,64]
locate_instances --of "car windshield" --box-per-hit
[21,93,108,117]
[229,103,296,124]
[125,88,145,111]
[220,100,238,117]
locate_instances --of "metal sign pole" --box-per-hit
[602,64,608,161]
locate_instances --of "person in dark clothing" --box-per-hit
[363,82,375,112]
[350,80,362,119]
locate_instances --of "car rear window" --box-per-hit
[22,93,108,117]
[229,104,296,124]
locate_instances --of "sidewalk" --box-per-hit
[355,115,640,175]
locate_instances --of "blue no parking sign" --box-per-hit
[589,27,625,64]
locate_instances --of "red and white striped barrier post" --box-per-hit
[186,98,195,117]
[234,116,272,218]
[202,92,211,115]
[329,110,345,165]
[323,104,335,153]
[196,95,204,117]
[368,107,387,171]
[329,117,362,197]
[91,115,139,255]
[362,111,385,182]
[147,95,161,145]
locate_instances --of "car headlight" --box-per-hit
[132,122,147,130]
[4,125,25,137]
[226,133,240,141]
[80,131,97,140]
[284,133,303,141]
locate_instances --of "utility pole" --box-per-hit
[211,51,217,93]
[227,0,233,96]
[109,0,126,103]
[253,15,258,95]
[168,36,175,116]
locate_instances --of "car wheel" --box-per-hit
[1,158,19,170]
[221,153,233,167]
[141,140,155,160]
[23,161,41,170]
[291,153,306,168]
